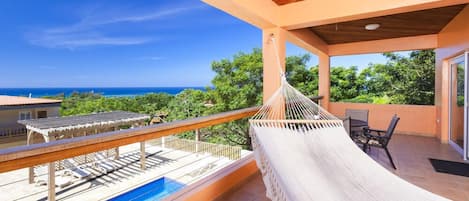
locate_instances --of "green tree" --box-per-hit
[356,50,435,105]
[203,48,316,149]
[330,66,361,101]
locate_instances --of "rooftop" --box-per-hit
[0,95,62,106]
[18,111,150,131]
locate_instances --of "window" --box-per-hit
[19,111,32,120]
[37,111,47,119]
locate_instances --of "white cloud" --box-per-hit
[28,32,152,49]
[92,5,206,25]
[26,3,205,49]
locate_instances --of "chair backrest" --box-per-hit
[383,114,400,146]
[345,109,369,122]
[342,116,351,136]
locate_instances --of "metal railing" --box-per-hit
[164,136,242,160]
[0,127,27,139]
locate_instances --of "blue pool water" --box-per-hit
[108,177,185,201]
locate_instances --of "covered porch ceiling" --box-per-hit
[204,0,469,53]
[304,4,466,44]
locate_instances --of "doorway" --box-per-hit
[449,52,469,159]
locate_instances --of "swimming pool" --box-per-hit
[108,177,185,201]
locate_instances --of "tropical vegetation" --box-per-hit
[47,48,435,149]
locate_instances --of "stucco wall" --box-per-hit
[436,5,469,143]
[329,102,437,137]
[0,106,60,129]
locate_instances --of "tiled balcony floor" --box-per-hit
[218,134,469,201]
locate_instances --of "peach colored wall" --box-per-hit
[318,53,330,110]
[329,102,437,136]
[436,5,469,143]
[184,159,258,201]
[262,27,286,103]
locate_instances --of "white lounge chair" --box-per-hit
[55,176,73,188]
[63,159,92,179]
[94,152,115,174]
[34,165,73,188]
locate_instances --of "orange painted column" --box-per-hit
[262,27,286,103]
[318,53,330,110]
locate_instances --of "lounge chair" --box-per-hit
[94,152,115,173]
[55,176,73,188]
[63,159,92,179]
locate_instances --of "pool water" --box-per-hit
[108,177,185,201]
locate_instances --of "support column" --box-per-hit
[318,52,331,110]
[140,141,146,170]
[27,130,34,184]
[262,27,286,103]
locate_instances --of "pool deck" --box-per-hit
[0,140,248,201]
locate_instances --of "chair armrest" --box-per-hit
[364,128,386,136]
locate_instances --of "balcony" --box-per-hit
[1,0,469,200]
[0,107,260,201]
[0,104,468,201]
[218,134,469,201]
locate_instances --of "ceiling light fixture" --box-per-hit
[365,23,380,30]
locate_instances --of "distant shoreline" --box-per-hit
[0,87,207,98]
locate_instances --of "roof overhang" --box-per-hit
[204,0,469,55]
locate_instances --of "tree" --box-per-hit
[204,48,316,149]
[356,50,435,105]
[329,66,361,101]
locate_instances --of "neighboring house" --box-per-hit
[0,95,61,138]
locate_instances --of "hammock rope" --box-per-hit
[248,35,448,201]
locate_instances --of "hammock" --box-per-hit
[248,38,449,201]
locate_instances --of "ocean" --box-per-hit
[0,87,206,98]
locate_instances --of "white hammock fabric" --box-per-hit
[249,78,449,201]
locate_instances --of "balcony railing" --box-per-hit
[0,106,258,173]
[0,106,259,201]
[0,127,27,139]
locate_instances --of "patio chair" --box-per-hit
[345,109,369,138]
[63,158,92,179]
[361,114,400,169]
[94,152,115,174]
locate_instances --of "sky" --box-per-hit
[0,0,404,88]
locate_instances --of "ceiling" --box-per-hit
[272,0,303,6]
[305,4,467,44]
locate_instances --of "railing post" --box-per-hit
[114,126,119,160]
[48,162,56,201]
[195,129,200,153]
[28,166,34,184]
[140,141,146,170]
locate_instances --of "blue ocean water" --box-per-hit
[0,87,206,98]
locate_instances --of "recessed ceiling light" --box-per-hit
[365,23,380,30]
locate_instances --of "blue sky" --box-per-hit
[0,0,400,88]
